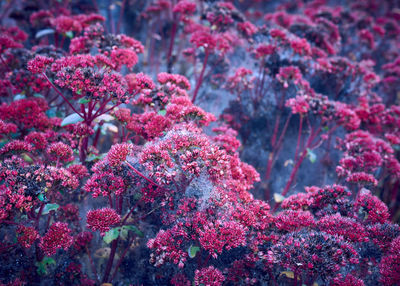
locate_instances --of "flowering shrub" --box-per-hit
[0,0,399,285]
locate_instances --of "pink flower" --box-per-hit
[286,95,310,114]
[194,266,225,286]
[110,48,138,69]
[86,208,121,235]
[47,142,74,162]
[40,222,73,256]
[255,44,276,58]
[27,55,54,74]
[17,225,39,248]
[190,30,217,51]
[237,21,258,37]
[107,143,133,167]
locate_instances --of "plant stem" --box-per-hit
[42,73,83,117]
[102,237,119,283]
[167,18,178,69]
[125,161,165,190]
[86,246,100,284]
[110,236,134,281]
[192,49,209,103]
[117,0,127,33]
[294,115,303,162]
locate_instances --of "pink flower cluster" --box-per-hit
[39,222,73,256]
[86,208,121,235]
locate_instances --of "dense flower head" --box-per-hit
[317,213,368,243]
[0,120,17,136]
[237,21,258,37]
[282,185,351,213]
[194,266,225,286]
[336,130,400,186]
[331,274,365,286]
[0,98,51,131]
[128,112,171,139]
[27,55,54,74]
[50,15,82,34]
[276,66,303,88]
[354,190,389,224]
[67,164,89,180]
[110,48,138,69]
[47,142,74,162]
[255,44,276,58]
[106,143,133,167]
[173,0,196,18]
[212,125,241,153]
[40,222,73,256]
[16,225,39,249]
[0,35,23,54]
[197,219,247,258]
[166,96,216,126]
[59,204,80,223]
[190,30,217,50]
[73,231,93,252]
[24,132,48,150]
[147,227,188,267]
[285,95,310,114]
[157,73,191,90]
[270,229,359,281]
[52,55,129,101]
[226,67,254,91]
[380,236,400,286]
[86,208,121,235]
[126,73,155,93]
[84,171,125,198]
[0,140,33,156]
[139,125,229,185]
[274,210,315,232]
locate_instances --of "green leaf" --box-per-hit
[35,28,55,39]
[78,98,91,104]
[38,193,45,202]
[61,113,83,127]
[36,257,56,275]
[158,109,167,116]
[86,153,106,162]
[13,94,26,101]
[65,31,74,38]
[188,245,200,258]
[119,228,129,240]
[36,203,59,214]
[22,154,33,163]
[123,225,143,237]
[103,228,120,244]
[306,148,317,163]
[95,114,114,122]
[42,203,59,215]
[273,193,285,203]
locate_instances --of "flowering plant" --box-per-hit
[0,0,399,285]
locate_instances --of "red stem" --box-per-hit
[42,73,83,118]
[110,236,134,281]
[167,19,178,66]
[117,0,127,33]
[125,161,165,190]
[192,49,210,103]
[0,243,18,253]
[294,115,303,162]
[102,237,119,283]
[86,246,100,284]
